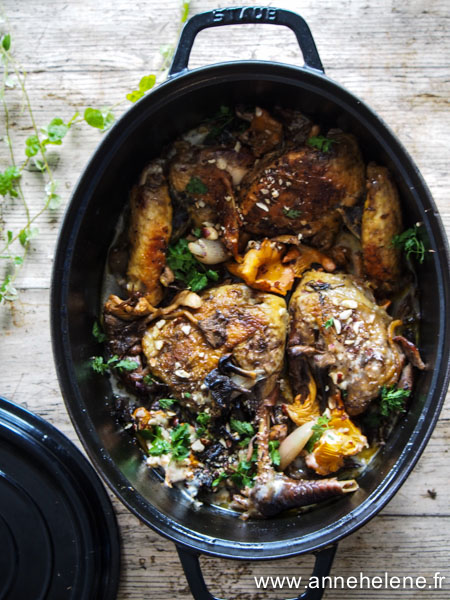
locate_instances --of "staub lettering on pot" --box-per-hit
[212,7,278,24]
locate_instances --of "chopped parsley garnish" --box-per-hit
[205,105,235,141]
[196,412,211,437]
[158,398,177,410]
[230,419,255,437]
[166,238,218,292]
[324,318,334,329]
[391,225,426,263]
[213,458,257,488]
[92,321,107,343]
[140,426,171,456]
[306,415,331,452]
[283,206,302,219]
[143,374,154,385]
[186,176,208,195]
[197,412,211,426]
[380,385,411,417]
[307,135,336,152]
[191,227,202,238]
[170,423,191,460]
[269,440,281,466]
[90,355,139,375]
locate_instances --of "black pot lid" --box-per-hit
[0,397,120,600]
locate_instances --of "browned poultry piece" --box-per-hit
[169,144,254,257]
[126,160,172,305]
[288,271,405,415]
[239,131,365,249]
[141,283,288,409]
[362,162,403,293]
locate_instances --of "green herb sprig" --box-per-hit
[391,225,426,264]
[91,355,139,375]
[166,238,219,292]
[307,135,336,153]
[282,206,302,219]
[380,385,411,417]
[0,1,191,304]
[306,415,331,452]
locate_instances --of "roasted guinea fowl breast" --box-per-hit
[288,271,405,415]
[126,159,172,305]
[142,283,288,409]
[362,163,403,293]
[239,131,365,248]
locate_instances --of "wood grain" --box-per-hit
[0,1,449,598]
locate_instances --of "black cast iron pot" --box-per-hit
[51,7,450,600]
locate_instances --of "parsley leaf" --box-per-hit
[143,374,154,385]
[90,355,139,375]
[269,440,281,466]
[324,318,334,329]
[170,423,191,460]
[380,385,411,417]
[92,321,107,343]
[197,412,211,426]
[159,397,177,410]
[230,419,255,437]
[283,206,302,219]
[306,415,331,452]
[307,135,336,152]
[25,135,40,158]
[186,176,208,195]
[166,238,218,292]
[140,426,171,456]
[392,225,426,263]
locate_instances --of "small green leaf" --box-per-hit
[324,318,334,329]
[143,374,154,385]
[186,176,208,195]
[306,415,331,453]
[307,135,336,153]
[0,166,21,196]
[7,230,13,243]
[283,206,302,219]
[0,274,18,303]
[25,135,40,158]
[126,90,143,103]
[230,419,255,437]
[138,74,156,92]
[392,225,426,264]
[181,1,190,23]
[206,269,219,281]
[115,358,139,372]
[18,226,38,247]
[196,412,211,426]
[92,321,107,343]
[84,107,105,129]
[159,397,177,410]
[380,385,411,417]
[269,440,281,466]
[46,117,69,143]
[32,157,46,172]
[14,256,23,265]
[2,34,11,51]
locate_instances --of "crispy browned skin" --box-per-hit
[362,163,403,292]
[169,145,254,257]
[237,107,283,157]
[239,131,365,249]
[141,284,288,407]
[126,160,172,305]
[288,271,405,415]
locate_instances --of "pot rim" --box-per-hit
[51,59,450,560]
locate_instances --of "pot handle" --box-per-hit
[169,6,324,77]
[176,543,337,600]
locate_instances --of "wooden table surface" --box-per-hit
[1,1,449,598]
